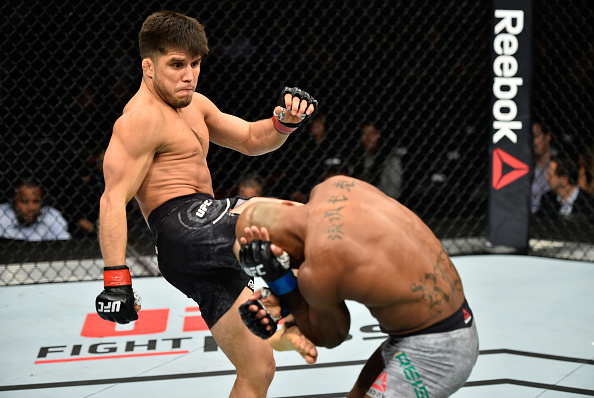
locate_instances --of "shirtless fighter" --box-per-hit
[94,11,317,398]
[235,176,479,398]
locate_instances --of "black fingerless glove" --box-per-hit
[273,87,318,134]
[95,265,139,324]
[240,240,297,297]
[238,297,280,340]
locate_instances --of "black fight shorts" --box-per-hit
[147,193,253,329]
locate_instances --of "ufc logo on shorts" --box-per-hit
[195,200,213,218]
[97,301,121,313]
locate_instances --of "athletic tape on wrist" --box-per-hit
[133,289,142,306]
[104,265,132,287]
[272,115,298,135]
[268,272,298,296]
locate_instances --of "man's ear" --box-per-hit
[142,58,154,78]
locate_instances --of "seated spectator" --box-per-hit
[536,154,594,219]
[531,121,557,214]
[285,114,345,202]
[67,149,106,235]
[352,123,404,200]
[578,141,594,195]
[0,180,71,241]
[237,175,265,198]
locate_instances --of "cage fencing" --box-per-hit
[1,0,592,285]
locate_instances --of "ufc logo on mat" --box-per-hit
[97,301,121,313]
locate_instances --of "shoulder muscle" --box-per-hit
[102,109,164,202]
[112,109,165,153]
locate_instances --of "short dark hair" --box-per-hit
[533,119,551,136]
[11,180,43,202]
[551,154,579,185]
[139,11,210,61]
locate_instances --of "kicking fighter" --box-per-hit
[236,176,479,398]
[94,10,317,398]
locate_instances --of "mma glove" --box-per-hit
[272,86,318,135]
[95,265,141,324]
[239,287,281,339]
[240,240,297,299]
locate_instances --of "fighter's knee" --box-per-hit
[237,353,276,387]
[258,351,276,383]
[261,355,276,386]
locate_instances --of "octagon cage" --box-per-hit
[1,0,592,285]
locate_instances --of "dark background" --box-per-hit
[1,1,593,279]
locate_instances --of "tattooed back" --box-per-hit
[301,176,466,335]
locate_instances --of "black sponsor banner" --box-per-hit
[487,0,533,251]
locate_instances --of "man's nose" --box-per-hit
[182,66,193,81]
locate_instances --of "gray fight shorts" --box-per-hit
[367,301,479,398]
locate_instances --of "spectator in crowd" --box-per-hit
[68,149,106,235]
[578,141,594,195]
[238,175,265,198]
[286,114,343,202]
[0,181,71,241]
[531,121,557,214]
[352,123,404,200]
[536,154,594,218]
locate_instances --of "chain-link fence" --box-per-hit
[1,1,593,285]
[529,1,594,259]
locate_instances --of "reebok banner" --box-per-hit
[487,0,534,251]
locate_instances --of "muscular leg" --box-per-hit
[348,346,384,398]
[212,196,301,395]
[210,286,276,398]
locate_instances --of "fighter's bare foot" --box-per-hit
[270,319,318,365]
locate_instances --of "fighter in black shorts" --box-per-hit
[94,11,317,397]
[148,193,252,328]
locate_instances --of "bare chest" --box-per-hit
[156,114,209,162]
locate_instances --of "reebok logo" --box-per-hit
[368,371,387,397]
[492,9,525,144]
[463,308,472,324]
[492,148,529,190]
[371,371,387,393]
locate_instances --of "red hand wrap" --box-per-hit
[272,115,298,135]
[104,266,132,287]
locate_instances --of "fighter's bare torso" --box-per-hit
[121,90,214,220]
[289,177,466,335]
[236,176,465,336]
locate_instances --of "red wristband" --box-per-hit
[104,265,132,287]
[272,115,298,135]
